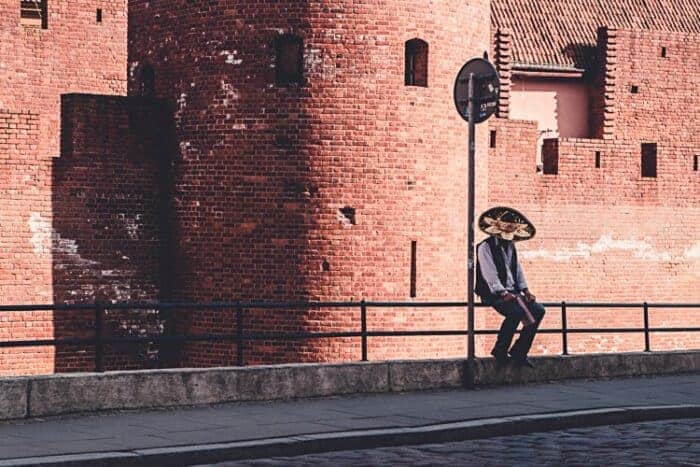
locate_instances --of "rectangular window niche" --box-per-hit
[410,241,417,298]
[20,0,47,29]
[641,143,657,178]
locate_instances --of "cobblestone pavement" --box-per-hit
[208,418,700,466]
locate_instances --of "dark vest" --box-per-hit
[475,236,520,301]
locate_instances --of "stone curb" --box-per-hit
[1,405,698,466]
[2,351,698,421]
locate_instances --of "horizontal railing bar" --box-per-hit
[365,302,469,307]
[0,304,95,312]
[559,327,700,333]
[100,334,240,344]
[2,327,700,348]
[1,301,700,313]
[474,327,700,335]
[366,330,469,337]
[0,335,243,347]
[243,332,359,340]
[0,338,96,347]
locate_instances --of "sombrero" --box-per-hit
[478,206,535,241]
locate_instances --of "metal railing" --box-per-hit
[0,301,699,372]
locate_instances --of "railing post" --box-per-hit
[236,303,245,366]
[360,300,368,362]
[561,301,568,356]
[94,302,104,372]
[643,302,650,352]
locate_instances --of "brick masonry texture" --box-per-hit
[0,0,127,157]
[128,0,491,367]
[0,2,698,375]
[485,28,700,356]
[0,0,129,375]
[0,95,168,375]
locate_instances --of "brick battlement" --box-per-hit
[484,27,700,356]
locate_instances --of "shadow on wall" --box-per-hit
[127,4,329,367]
[51,94,175,372]
[561,43,598,72]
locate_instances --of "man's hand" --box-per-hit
[502,292,517,302]
[523,290,536,302]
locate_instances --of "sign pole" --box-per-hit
[453,57,499,367]
[467,72,476,363]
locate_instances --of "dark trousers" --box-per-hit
[487,298,546,358]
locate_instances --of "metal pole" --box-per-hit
[360,300,368,361]
[94,303,104,372]
[643,302,650,352]
[236,303,245,366]
[467,72,476,362]
[561,301,568,355]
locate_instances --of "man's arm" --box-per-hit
[477,243,508,296]
[515,254,528,292]
[515,252,536,301]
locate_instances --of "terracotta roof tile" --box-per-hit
[492,0,700,69]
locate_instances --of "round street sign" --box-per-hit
[454,58,500,124]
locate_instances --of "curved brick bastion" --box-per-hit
[128,0,491,366]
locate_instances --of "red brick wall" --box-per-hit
[0,110,52,375]
[0,96,168,376]
[0,0,127,156]
[129,0,491,366]
[0,0,128,375]
[484,29,700,357]
[52,94,168,372]
[2,8,697,375]
[604,29,700,143]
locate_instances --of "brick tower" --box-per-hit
[128,0,492,366]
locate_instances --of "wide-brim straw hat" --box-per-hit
[478,206,536,241]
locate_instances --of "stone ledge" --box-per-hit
[0,350,697,420]
[0,378,28,420]
[388,359,465,392]
[27,362,390,418]
[470,350,700,386]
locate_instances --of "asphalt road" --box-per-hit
[207,418,700,466]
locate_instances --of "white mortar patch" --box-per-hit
[305,48,324,72]
[521,235,674,262]
[122,215,140,240]
[129,61,140,79]
[220,50,242,65]
[221,80,241,101]
[175,92,188,119]
[28,212,51,255]
[684,242,700,259]
[28,213,98,265]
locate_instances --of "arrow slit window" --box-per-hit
[641,143,657,178]
[405,39,428,87]
[20,0,47,28]
[275,34,304,85]
[139,65,155,97]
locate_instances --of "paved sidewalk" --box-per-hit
[0,373,698,465]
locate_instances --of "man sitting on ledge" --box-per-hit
[475,206,546,368]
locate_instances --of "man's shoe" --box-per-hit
[490,349,511,365]
[511,355,535,368]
